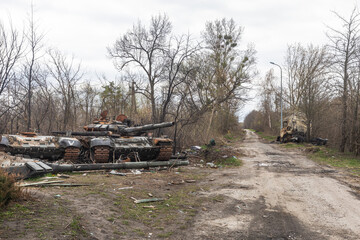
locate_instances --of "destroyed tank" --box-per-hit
[53,111,175,163]
[0,132,81,161]
[278,113,327,145]
[279,114,307,143]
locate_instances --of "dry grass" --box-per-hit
[0,169,28,208]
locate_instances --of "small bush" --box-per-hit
[0,169,24,208]
[216,156,242,167]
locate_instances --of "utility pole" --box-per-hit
[270,61,283,132]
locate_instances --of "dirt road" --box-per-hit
[187,130,360,240]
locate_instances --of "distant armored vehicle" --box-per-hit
[278,113,327,145]
[279,114,307,143]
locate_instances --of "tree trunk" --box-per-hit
[173,121,178,155]
[150,84,157,123]
[206,105,216,142]
[340,65,349,152]
[350,82,359,152]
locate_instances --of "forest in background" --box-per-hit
[244,8,360,154]
[0,10,255,152]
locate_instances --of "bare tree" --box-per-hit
[22,5,45,131]
[202,18,256,139]
[0,22,23,95]
[0,22,24,118]
[79,82,98,125]
[158,34,201,123]
[327,8,360,152]
[32,70,53,133]
[347,48,360,153]
[259,70,278,133]
[108,14,171,123]
[284,44,331,141]
[47,49,83,131]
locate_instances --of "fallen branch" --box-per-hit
[37,183,90,187]
[20,180,64,187]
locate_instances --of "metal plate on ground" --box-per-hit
[36,162,53,171]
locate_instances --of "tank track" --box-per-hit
[63,147,80,162]
[156,142,173,161]
[93,146,110,163]
[0,145,6,152]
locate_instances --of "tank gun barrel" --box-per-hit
[121,122,174,134]
[52,131,113,137]
[4,160,189,179]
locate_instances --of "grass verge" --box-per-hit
[256,131,277,142]
[275,142,360,176]
[307,146,360,176]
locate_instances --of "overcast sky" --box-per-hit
[0,0,358,120]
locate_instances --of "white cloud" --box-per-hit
[0,0,358,120]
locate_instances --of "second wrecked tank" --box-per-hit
[0,132,81,161]
[278,113,327,145]
[279,114,307,143]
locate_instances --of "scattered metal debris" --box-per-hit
[185,179,196,183]
[131,169,142,175]
[206,162,217,168]
[57,174,70,178]
[118,186,133,190]
[191,146,202,151]
[169,180,185,185]
[134,198,165,204]
[109,170,127,176]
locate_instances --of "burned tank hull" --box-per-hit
[51,112,177,163]
[0,134,81,161]
[279,114,307,143]
[88,136,173,163]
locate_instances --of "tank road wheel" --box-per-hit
[64,147,80,162]
[156,141,173,161]
[92,146,110,163]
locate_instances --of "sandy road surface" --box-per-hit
[187,130,360,240]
